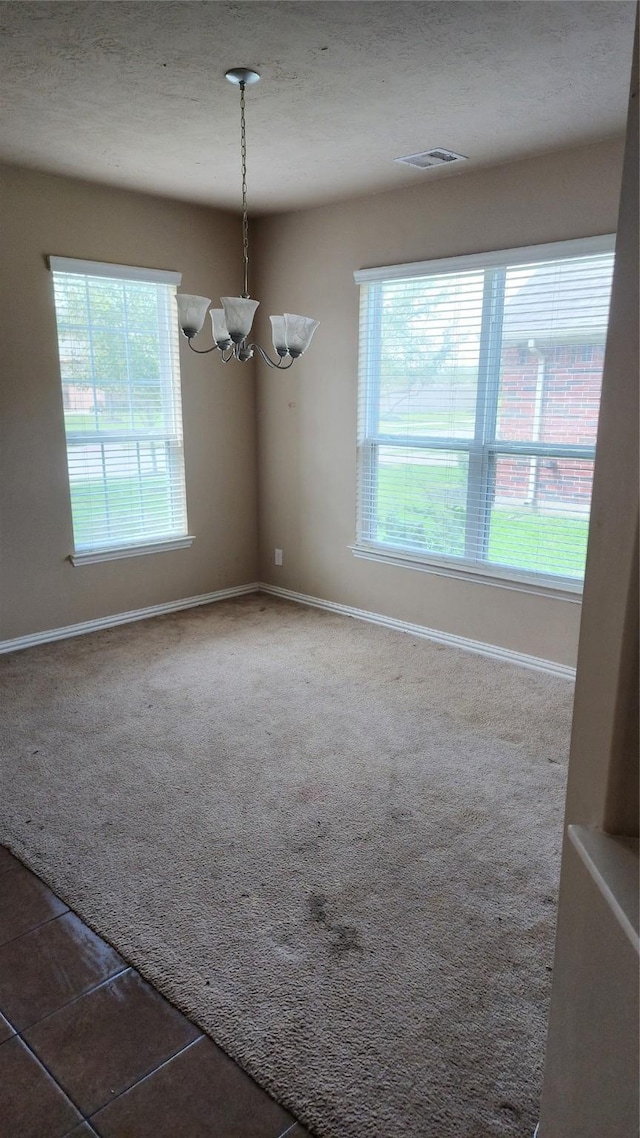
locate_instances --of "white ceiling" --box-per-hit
[0,1,635,214]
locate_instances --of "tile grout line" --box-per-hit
[5,861,303,1129]
[4,1029,87,1125]
[2,855,308,1137]
[86,1034,205,1125]
[0,906,70,949]
[0,1009,18,1037]
[17,966,133,1035]
[1,852,166,999]
[20,995,204,1127]
[86,1036,304,1136]
[0,861,211,1127]
[10,969,136,1122]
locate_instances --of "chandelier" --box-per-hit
[176,68,319,368]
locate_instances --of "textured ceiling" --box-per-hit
[0,1,635,213]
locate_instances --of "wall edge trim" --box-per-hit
[0,583,261,654]
[1,579,576,676]
[568,826,640,954]
[259,582,576,679]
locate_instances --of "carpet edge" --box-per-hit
[0,579,576,679]
[0,583,261,654]
[259,583,576,680]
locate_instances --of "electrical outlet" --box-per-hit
[274,548,283,566]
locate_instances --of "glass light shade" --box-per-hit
[284,313,320,357]
[221,296,259,342]
[176,294,211,338]
[210,308,231,346]
[269,315,288,355]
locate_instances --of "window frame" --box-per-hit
[353,234,615,597]
[49,256,194,564]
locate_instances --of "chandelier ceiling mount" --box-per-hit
[175,68,319,369]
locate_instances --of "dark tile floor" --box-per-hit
[0,846,310,1138]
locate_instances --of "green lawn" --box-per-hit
[378,411,474,436]
[65,411,164,433]
[70,475,179,547]
[376,459,588,578]
[487,511,588,577]
[65,411,125,432]
[69,454,588,580]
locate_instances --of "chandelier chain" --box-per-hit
[178,67,317,367]
[240,81,250,298]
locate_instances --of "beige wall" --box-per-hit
[0,165,258,641]
[539,838,638,1138]
[539,35,638,1135]
[254,139,625,666]
[0,141,626,660]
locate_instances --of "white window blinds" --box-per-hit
[49,257,188,556]
[354,236,615,590]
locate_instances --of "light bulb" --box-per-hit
[283,313,319,357]
[221,297,259,343]
[270,315,288,356]
[210,309,231,347]
[176,294,211,338]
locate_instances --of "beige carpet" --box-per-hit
[0,594,573,1137]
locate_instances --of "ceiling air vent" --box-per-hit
[394,148,468,169]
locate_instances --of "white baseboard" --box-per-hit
[0,579,576,678]
[0,583,261,655]
[259,582,576,680]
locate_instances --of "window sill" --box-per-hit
[70,536,195,566]
[349,543,583,602]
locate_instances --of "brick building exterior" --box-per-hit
[494,340,603,514]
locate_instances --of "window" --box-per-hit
[354,236,615,592]
[50,257,191,563]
